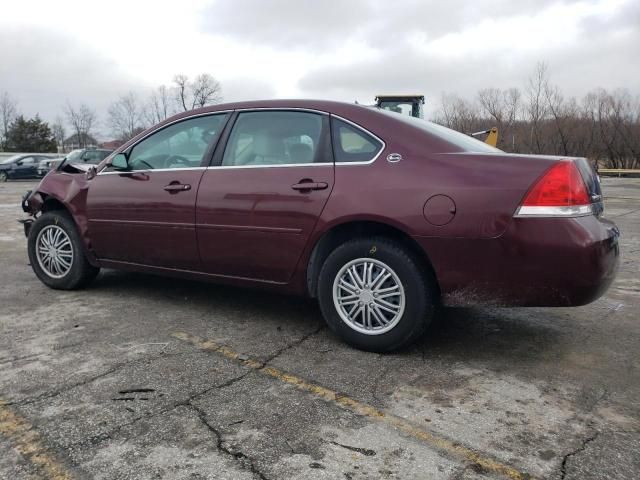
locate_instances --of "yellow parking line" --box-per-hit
[172,331,534,480]
[0,399,74,480]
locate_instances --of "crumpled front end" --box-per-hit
[18,169,94,261]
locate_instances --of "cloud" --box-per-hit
[222,77,278,102]
[200,0,566,49]
[295,0,640,114]
[201,0,374,48]
[0,26,141,134]
[0,0,636,135]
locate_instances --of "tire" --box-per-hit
[317,237,436,352]
[0,171,7,182]
[27,211,99,290]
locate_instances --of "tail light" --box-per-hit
[515,160,599,217]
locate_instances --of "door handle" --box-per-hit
[163,183,191,192]
[291,181,328,192]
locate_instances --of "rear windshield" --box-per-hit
[378,109,502,153]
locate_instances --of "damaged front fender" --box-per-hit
[21,169,98,265]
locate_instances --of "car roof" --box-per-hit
[139,100,394,139]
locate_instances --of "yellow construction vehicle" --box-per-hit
[375,95,425,119]
[470,127,499,147]
[374,94,498,147]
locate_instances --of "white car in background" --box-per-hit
[38,148,113,176]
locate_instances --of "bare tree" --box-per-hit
[65,103,97,148]
[173,73,222,111]
[51,116,66,152]
[0,92,18,150]
[191,74,222,108]
[108,92,145,141]
[435,93,480,133]
[432,64,639,169]
[478,88,505,124]
[525,62,549,153]
[478,87,521,149]
[145,85,174,125]
[544,82,572,155]
[173,74,190,112]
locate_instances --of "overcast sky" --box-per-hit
[1,0,638,138]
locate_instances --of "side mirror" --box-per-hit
[86,165,97,180]
[110,153,129,171]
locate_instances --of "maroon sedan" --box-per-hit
[22,100,619,352]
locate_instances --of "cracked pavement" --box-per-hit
[1,178,639,479]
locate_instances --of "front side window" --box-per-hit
[128,114,228,170]
[331,118,383,163]
[222,111,324,167]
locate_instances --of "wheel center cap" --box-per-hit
[360,290,374,304]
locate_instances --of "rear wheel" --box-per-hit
[0,171,7,182]
[27,211,99,289]
[317,237,436,352]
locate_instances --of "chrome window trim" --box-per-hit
[207,163,333,170]
[96,108,386,173]
[331,114,386,166]
[98,166,208,176]
[514,204,597,218]
[234,107,329,116]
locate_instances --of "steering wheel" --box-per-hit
[164,155,189,168]
[135,159,155,170]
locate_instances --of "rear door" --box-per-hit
[196,109,334,283]
[87,113,230,270]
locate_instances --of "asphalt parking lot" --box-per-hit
[0,178,638,480]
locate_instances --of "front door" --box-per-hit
[16,156,38,178]
[87,113,229,270]
[196,110,334,283]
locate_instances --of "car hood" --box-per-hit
[65,163,92,172]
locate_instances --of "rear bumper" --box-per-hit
[415,215,620,307]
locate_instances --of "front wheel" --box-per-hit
[317,237,436,352]
[0,171,8,182]
[27,211,99,289]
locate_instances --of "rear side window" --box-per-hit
[331,118,383,163]
[221,111,324,167]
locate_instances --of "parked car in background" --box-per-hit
[0,154,58,181]
[21,100,619,352]
[37,148,113,176]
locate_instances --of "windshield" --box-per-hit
[0,155,22,164]
[378,109,502,153]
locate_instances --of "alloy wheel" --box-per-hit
[332,258,406,335]
[35,225,74,278]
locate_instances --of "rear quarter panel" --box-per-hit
[320,151,560,240]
